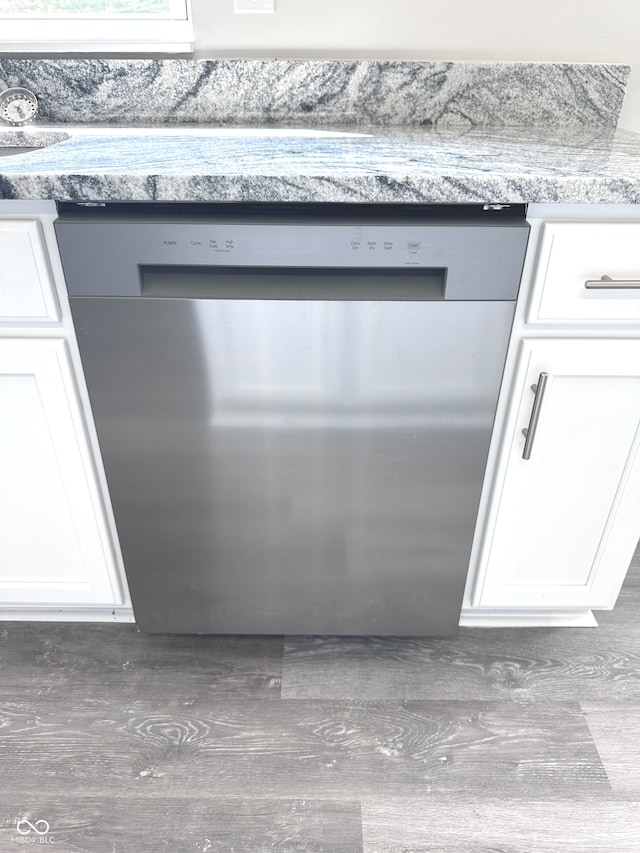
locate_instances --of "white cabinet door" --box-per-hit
[0,338,124,605]
[477,338,640,610]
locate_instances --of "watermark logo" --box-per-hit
[11,818,54,844]
[17,820,50,836]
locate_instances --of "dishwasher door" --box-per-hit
[70,287,515,635]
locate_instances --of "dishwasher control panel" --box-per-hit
[152,225,429,262]
[55,202,529,302]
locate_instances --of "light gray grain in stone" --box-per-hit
[0,59,629,128]
[3,124,640,204]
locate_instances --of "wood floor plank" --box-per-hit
[0,623,284,700]
[0,699,608,800]
[595,543,640,632]
[361,798,640,852]
[0,797,362,853]
[281,630,640,702]
[583,702,640,796]
[281,558,640,702]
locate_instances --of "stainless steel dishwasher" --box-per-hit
[55,202,529,635]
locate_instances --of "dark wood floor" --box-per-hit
[1,548,639,852]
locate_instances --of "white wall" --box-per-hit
[191,0,640,132]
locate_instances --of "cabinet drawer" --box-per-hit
[0,220,60,323]
[528,221,640,324]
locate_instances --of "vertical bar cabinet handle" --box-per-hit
[521,372,549,461]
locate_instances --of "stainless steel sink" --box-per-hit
[0,129,70,157]
[0,146,42,157]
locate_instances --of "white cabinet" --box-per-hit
[0,203,129,617]
[475,338,640,611]
[464,206,640,627]
[0,339,122,604]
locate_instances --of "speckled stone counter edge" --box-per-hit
[3,172,640,205]
[0,59,630,129]
[3,122,640,204]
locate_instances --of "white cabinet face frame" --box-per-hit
[0,219,61,325]
[474,337,640,611]
[0,338,125,605]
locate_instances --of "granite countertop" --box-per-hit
[1,59,639,205]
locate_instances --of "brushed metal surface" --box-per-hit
[71,296,515,635]
[522,372,549,461]
[56,213,529,300]
[585,274,640,289]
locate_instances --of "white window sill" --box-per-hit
[0,19,193,53]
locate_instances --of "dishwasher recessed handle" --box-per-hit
[585,274,640,289]
[521,372,548,461]
[139,264,447,301]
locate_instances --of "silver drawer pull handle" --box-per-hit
[522,372,549,461]
[585,274,640,289]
